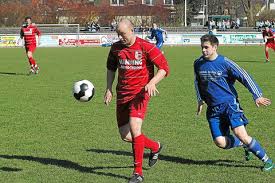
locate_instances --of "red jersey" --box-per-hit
[262,29,275,44]
[107,37,169,104]
[20,24,41,46]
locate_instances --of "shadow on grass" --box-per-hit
[0,167,22,172]
[0,72,29,76]
[86,148,261,169]
[0,155,129,180]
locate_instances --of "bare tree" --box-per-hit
[240,0,263,26]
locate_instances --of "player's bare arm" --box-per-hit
[38,36,41,45]
[104,69,115,106]
[197,100,204,115]
[255,97,271,107]
[145,69,166,97]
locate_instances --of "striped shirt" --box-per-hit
[20,24,41,46]
[107,37,169,104]
[194,55,262,106]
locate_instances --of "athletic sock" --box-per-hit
[143,134,159,153]
[28,57,36,66]
[247,138,271,163]
[132,134,144,175]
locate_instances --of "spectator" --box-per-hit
[111,19,117,31]
[95,22,100,31]
[217,21,222,30]
[221,20,226,31]
[236,18,240,29]
[90,22,97,32]
[258,20,264,31]
[85,22,91,31]
[225,19,230,29]
[231,20,236,29]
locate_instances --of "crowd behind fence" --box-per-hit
[0,26,265,36]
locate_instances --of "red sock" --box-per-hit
[132,134,144,175]
[265,50,269,60]
[28,57,36,66]
[143,134,159,153]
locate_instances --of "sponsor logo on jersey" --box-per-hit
[135,51,142,60]
[24,28,33,35]
[199,71,223,81]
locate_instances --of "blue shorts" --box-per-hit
[156,41,163,49]
[206,100,248,139]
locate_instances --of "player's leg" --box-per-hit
[131,93,161,167]
[27,45,39,74]
[233,126,274,171]
[116,102,143,182]
[117,101,160,151]
[207,104,243,149]
[228,101,274,171]
[117,102,132,142]
[128,93,160,182]
[225,101,254,160]
[211,120,243,149]
[119,123,132,142]
[128,117,144,183]
[26,50,35,74]
[265,45,270,62]
[156,41,163,49]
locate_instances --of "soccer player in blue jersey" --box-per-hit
[147,23,167,49]
[194,34,274,171]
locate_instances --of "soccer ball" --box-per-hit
[73,80,95,102]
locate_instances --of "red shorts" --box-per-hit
[265,43,275,51]
[116,93,150,127]
[25,44,36,53]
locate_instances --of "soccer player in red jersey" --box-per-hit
[20,16,41,74]
[104,19,169,183]
[262,26,275,62]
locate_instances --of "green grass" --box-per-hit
[0,46,274,182]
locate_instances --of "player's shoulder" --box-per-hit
[110,41,124,51]
[223,56,237,67]
[30,23,38,28]
[137,36,151,44]
[136,37,154,49]
[194,56,204,66]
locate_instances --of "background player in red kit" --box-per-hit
[104,19,169,183]
[20,16,41,74]
[262,26,275,62]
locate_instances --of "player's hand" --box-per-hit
[104,89,113,106]
[255,97,271,107]
[145,82,159,97]
[197,100,204,115]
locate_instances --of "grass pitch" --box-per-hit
[0,46,274,182]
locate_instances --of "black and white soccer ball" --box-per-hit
[73,80,95,102]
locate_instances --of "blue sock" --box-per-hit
[248,138,271,163]
[225,135,243,149]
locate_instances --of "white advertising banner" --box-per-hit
[0,32,264,48]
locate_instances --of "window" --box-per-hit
[164,0,173,5]
[142,0,153,5]
[110,0,125,6]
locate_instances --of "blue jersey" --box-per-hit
[148,28,165,43]
[194,55,262,107]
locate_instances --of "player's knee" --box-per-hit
[27,53,33,58]
[237,135,252,145]
[214,138,227,149]
[120,134,132,142]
